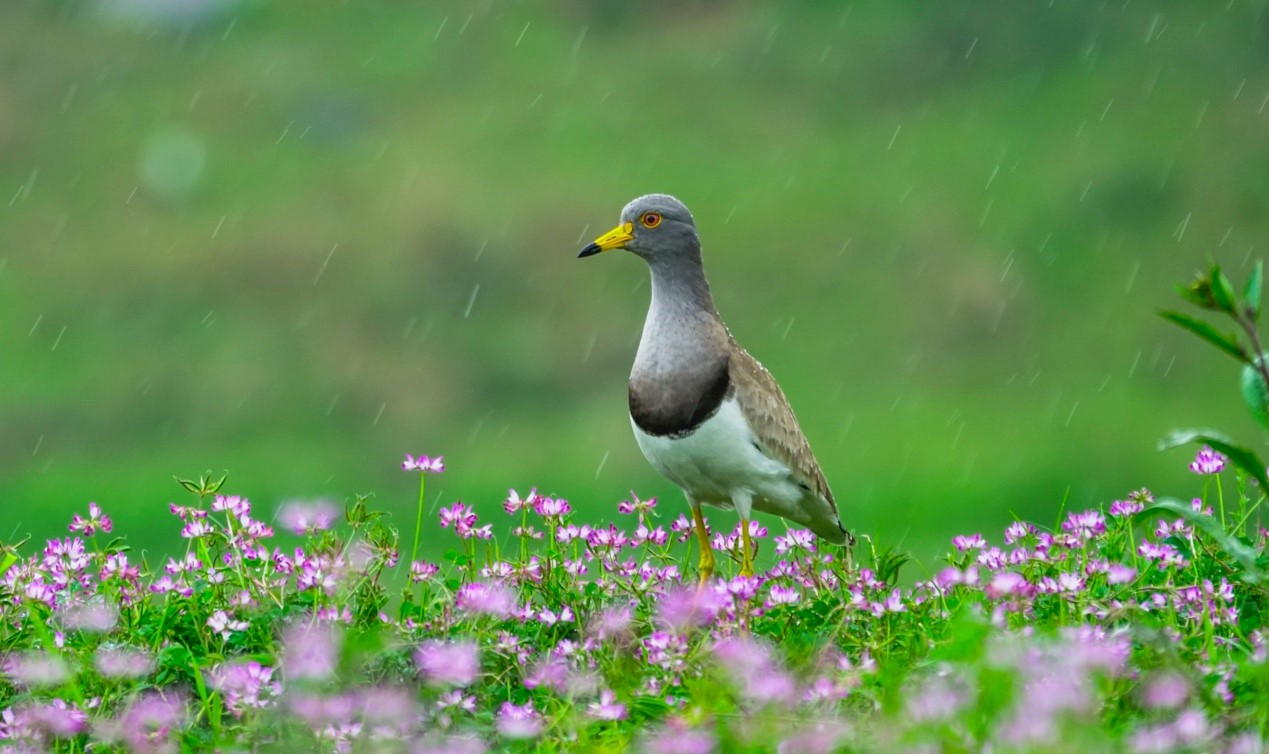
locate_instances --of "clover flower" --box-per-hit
[495,701,542,739]
[416,640,481,687]
[402,453,445,473]
[277,499,339,535]
[68,502,112,536]
[1188,446,1226,475]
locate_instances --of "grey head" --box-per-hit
[577,194,700,264]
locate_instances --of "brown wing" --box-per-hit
[728,339,839,515]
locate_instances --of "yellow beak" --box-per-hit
[578,222,634,258]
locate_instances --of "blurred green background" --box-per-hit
[3,0,1268,573]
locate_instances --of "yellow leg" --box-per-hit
[692,506,715,585]
[739,519,754,577]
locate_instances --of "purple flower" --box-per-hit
[587,689,628,721]
[1061,510,1106,543]
[277,499,339,535]
[656,586,726,632]
[95,647,155,679]
[1189,446,1226,475]
[208,661,280,717]
[774,528,816,555]
[416,640,481,686]
[403,453,445,473]
[3,652,69,689]
[1107,563,1137,584]
[455,582,516,617]
[438,502,478,537]
[952,533,987,552]
[617,492,657,515]
[766,584,801,607]
[207,610,248,642]
[410,560,440,583]
[1109,499,1144,517]
[640,718,717,754]
[985,571,1029,599]
[68,502,112,536]
[495,701,542,739]
[504,488,538,514]
[282,622,340,682]
[1140,672,1189,710]
[98,692,187,754]
[533,495,572,519]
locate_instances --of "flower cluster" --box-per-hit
[0,445,1265,752]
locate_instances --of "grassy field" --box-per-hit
[3,1,1268,569]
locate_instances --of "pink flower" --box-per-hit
[617,492,657,515]
[1189,446,1226,475]
[952,533,987,552]
[207,610,248,641]
[68,502,112,536]
[455,582,516,617]
[504,488,538,514]
[774,528,816,555]
[403,453,445,473]
[587,688,628,721]
[410,560,440,583]
[277,500,339,535]
[533,496,572,519]
[416,640,481,686]
[282,622,340,682]
[640,718,716,754]
[495,701,542,739]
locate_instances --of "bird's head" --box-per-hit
[578,194,699,263]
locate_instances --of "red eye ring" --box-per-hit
[641,212,662,229]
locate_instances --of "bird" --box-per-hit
[578,194,851,580]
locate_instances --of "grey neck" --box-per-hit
[633,252,728,378]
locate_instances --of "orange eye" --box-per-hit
[641,212,662,229]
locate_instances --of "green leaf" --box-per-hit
[1158,428,1269,491]
[1140,497,1268,584]
[1158,310,1248,364]
[1241,357,1269,429]
[1244,259,1263,322]
[1177,275,1219,310]
[1211,264,1238,314]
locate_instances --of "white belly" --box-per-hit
[631,397,805,516]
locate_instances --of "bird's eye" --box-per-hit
[640,212,662,229]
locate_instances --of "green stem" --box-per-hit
[410,473,426,565]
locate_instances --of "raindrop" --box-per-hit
[594,451,609,479]
[60,84,78,113]
[325,394,340,416]
[515,22,530,47]
[582,333,597,363]
[212,215,226,238]
[571,25,588,57]
[313,243,338,284]
[1219,227,1232,247]
[886,125,901,150]
[434,16,448,40]
[373,403,387,425]
[1124,261,1140,293]
[780,318,795,341]
[51,325,67,350]
[964,37,978,58]
[28,314,42,336]
[1128,350,1141,378]
[32,435,44,456]
[1174,212,1192,241]
[464,285,481,318]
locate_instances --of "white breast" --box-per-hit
[631,397,806,517]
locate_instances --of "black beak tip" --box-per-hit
[577,243,602,258]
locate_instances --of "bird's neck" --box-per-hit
[634,256,728,377]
